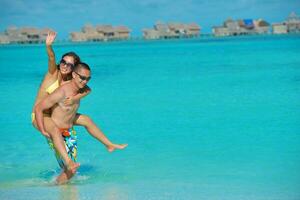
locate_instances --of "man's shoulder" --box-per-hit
[51,83,69,96]
[60,82,73,90]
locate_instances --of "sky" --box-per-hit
[1,0,300,39]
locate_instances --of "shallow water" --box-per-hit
[0,35,300,199]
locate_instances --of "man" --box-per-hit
[35,62,92,184]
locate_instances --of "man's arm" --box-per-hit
[35,88,65,136]
[46,31,57,75]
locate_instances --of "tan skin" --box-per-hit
[35,67,91,184]
[32,35,81,173]
[32,31,127,184]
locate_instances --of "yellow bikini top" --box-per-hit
[46,80,59,94]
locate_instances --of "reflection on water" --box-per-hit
[103,185,129,200]
[59,185,78,200]
[58,182,130,200]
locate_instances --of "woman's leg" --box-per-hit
[73,114,127,152]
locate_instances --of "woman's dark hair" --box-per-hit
[57,52,80,70]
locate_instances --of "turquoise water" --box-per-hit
[0,35,300,199]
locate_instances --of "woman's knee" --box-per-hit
[78,114,93,127]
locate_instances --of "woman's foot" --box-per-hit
[107,144,128,152]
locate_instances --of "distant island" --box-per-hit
[0,12,299,44]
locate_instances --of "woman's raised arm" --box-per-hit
[46,31,57,75]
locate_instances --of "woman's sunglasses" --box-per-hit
[60,59,74,69]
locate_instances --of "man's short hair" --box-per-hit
[74,62,91,72]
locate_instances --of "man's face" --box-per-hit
[73,68,91,88]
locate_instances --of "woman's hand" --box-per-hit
[46,31,57,46]
[64,97,75,106]
[41,131,51,139]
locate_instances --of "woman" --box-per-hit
[32,32,127,180]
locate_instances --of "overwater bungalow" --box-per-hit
[212,18,270,37]
[143,22,201,40]
[272,12,300,34]
[0,34,9,44]
[70,24,131,42]
[286,12,300,33]
[0,26,51,44]
[272,23,288,34]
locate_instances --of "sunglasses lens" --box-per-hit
[82,76,89,81]
[66,63,74,68]
[60,59,74,68]
[75,71,91,81]
[81,75,91,81]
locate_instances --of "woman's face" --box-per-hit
[59,56,74,75]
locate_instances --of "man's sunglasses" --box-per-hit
[74,71,91,81]
[60,59,74,69]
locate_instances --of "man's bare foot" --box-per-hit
[66,160,80,174]
[107,144,128,152]
[56,169,75,185]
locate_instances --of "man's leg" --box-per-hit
[74,114,127,152]
[55,128,78,185]
[56,169,75,185]
[33,116,79,173]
